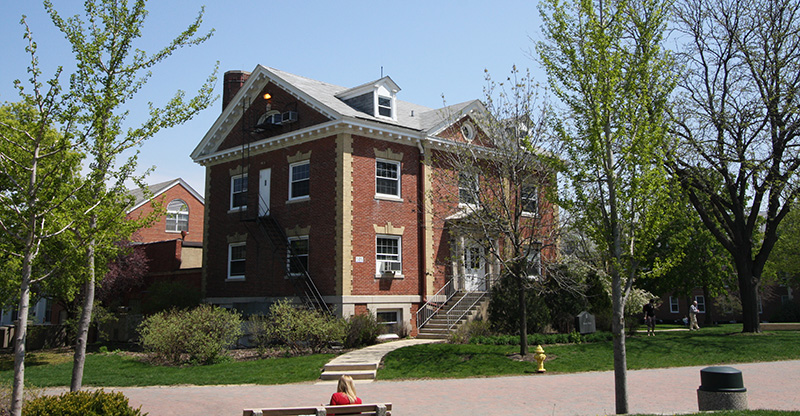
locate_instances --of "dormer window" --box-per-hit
[378,95,392,118]
[336,76,400,121]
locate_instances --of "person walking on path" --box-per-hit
[689,300,700,330]
[643,299,657,336]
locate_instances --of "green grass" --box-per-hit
[0,352,334,387]
[378,324,800,380]
[2,324,798,388]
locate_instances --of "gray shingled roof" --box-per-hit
[127,179,175,208]
[264,66,478,133]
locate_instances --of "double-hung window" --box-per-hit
[228,242,246,280]
[376,160,400,198]
[289,161,310,200]
[231,174,248,210]
[378,95,392,117]
[287,236,309,275]
[525,247,541,279]
[695,295,706,313]
[165,199,189,232]
[521,184,538,214]
[376,235,401,275]
[459,172,479,205]
[670,296,679,313]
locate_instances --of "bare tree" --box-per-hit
[429,68,561,356]
[670,0,800,333]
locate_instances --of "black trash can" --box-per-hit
[697,366,748,411]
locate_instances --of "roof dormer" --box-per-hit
[336,76,401,121]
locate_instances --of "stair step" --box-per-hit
[319,370,376,381]
[323,363,378,372]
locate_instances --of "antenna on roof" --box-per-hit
[381,66,384,78]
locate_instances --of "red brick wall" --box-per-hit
[127,183,204,244]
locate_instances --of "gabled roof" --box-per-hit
[126,178,204,214]
[191,65,487,162]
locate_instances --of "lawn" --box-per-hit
[378,324,800,380]
[1,324,798,388]
[0,351,333,387]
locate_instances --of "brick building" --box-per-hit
[191,66,555,335]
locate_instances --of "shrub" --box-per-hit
[488,273,551,335]
[138,304,242,365]
[21,390,144,416]
[447,319,493,344]
[265,300,346,354]
[469,331,612,346]
[770,302,800,322]
[344,313,384,348]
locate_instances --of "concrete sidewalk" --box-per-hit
[102,359,800,415]
[318,338,442,382]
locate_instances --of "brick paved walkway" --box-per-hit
[97,360,799,415]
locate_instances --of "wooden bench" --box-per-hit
[243,403,392,416]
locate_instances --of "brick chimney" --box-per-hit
[222,70,250,111]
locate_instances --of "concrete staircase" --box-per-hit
[416,291,488,340]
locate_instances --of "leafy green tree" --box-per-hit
[641,199,732,325]
[763,204,800,288]
[537,0,676,412]
[669,0,800,333]
[0,29,85,414]
[42,0,217,391]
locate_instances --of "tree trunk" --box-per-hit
[10,259,33,416]
[71,229,96,391]
[611,269,628,414]
[735,257,761,333]
[518,274,528,356]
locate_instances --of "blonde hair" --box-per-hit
[337,375,358,404]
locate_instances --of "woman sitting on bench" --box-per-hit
[330,375,362,408]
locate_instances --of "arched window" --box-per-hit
[166,199,189,232]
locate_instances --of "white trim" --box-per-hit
[227,242,247,280]
[230,174,248,211]
[289,160,311,201]
[376,234,402,277]
[126,178,204,214]
[375,159,401,198]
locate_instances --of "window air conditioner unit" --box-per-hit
[269,113,283,125]
[282,111,298,124]
[380,261,400,274]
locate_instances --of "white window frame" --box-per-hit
[375,159,401,199]
[377,95,393,118]
[287,236,309,276]
[376,235,402,276]
[695,295,706,313]
[165,199,189,232]
[521,184,538,215]
[458,172,479,206]
[289,161,310,201]
[228,242,246,280]
[669,296,679,313]
[230,174,248,210]
[525,247,541,279]
[376,309,401,335]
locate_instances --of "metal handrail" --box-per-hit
[253,194,330,314]
[446,289,487,330]
[416,279,456,329]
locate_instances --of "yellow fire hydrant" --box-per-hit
[534,344,546,373]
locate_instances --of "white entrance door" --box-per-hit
[259,168,271,217]
[464,244,486,292]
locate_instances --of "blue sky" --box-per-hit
[0,0,545,196]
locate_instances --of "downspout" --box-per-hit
[416,138,427,306]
